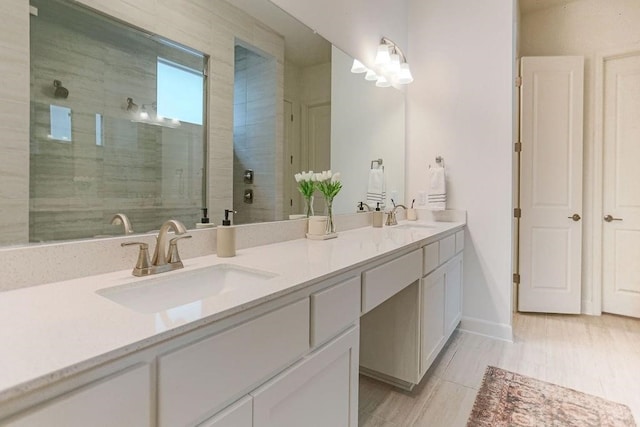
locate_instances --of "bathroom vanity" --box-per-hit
[0,220,464,426]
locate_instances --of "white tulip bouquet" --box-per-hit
[294,171,316,217]
[314,170,342,234]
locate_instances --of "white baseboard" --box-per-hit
[459,316,513,342]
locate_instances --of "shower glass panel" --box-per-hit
[29,0,207,242]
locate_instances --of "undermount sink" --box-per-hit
[393,223,437,230]
[97,264,278,314]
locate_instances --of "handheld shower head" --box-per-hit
[53,80,69,99]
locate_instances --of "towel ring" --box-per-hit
[430,156,445,169]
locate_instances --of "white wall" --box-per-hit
[269,0,407,71]
[520,0,640,314]
[331,46,405,214]
[406,0,516,339]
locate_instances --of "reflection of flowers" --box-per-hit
[295,171,316,217]
[315,170,342,234]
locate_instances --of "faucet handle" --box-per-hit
[168,235,192,264]
[121,242,151,272]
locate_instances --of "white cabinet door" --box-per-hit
[421,267,445,376]
[6,364,152,427]
[252,326,359,427]
[158,299,309,427]
[199,396,252,427]
[444,254,463,337]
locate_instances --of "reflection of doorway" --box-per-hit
[303,102,331,215]
[283,101,331,217]
[600,51,640,318]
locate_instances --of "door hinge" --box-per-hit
[513,273,521,284]
[515,76,522,87]
[514,208,522,218]
[515,142,522,152]
[290,114,294,122]
[290,155,293,164]
[290,199,293,207]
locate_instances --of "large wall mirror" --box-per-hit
[3,0,405,247]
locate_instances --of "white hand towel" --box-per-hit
[366,169,386,209]
[428,166,446,211]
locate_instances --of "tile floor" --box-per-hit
[358,313,640,426]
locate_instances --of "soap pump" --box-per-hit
[217,209,236,257]
[196,208,215,229]
[372,202,384,228]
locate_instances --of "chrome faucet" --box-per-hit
[385,204,407,226]
[110,213,134,235]
[121,219,191,276]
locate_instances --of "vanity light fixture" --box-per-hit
[350,59,367,73]
[126,97,138,112]
[352,37,414,88]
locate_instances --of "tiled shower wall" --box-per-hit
[0,0,285,244]
[29,6,204,241]
[233,45,277,225]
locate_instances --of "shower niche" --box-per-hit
[29,0,208,242]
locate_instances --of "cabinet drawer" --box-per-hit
[158,299,310,427]
[455,230,464,253]
[362,249,422,313]
[311,276,360,347]
[423,242,439,276]
[439,234,456,264]
[7,364,152,427]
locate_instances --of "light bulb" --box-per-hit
[364,69,377,81]
[374,44,390,66]
[350,59,367,73]
[397,63,414,84]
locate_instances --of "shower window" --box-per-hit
[157,58,204,126]
[29,0,208,242]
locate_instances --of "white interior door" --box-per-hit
[519,56,584,314]
[602,53,640,318]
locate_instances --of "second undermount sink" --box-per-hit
[393,223,437,230]
[97,264,278,314]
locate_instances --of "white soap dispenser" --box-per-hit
[373,202,384,228]
[217,209,236,257]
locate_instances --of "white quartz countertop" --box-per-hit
[0,220,463,402]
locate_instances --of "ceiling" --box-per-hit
[231,0,331,67]
[520,0,580,14]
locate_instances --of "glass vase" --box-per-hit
[304,195,315,218]
[325,197,335,234]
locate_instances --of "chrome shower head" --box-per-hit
[53,80,69,99]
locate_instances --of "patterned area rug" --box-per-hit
[467,366,636,427]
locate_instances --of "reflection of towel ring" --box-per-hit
[371,158,384,170]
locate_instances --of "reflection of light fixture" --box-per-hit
[126,98,181,128]
[365,69,378,81]
[352,37,414,88]
[350,59,367,73]
[375,75,391,88]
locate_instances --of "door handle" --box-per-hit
[568,213,581,222]
[604,214,623,222]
